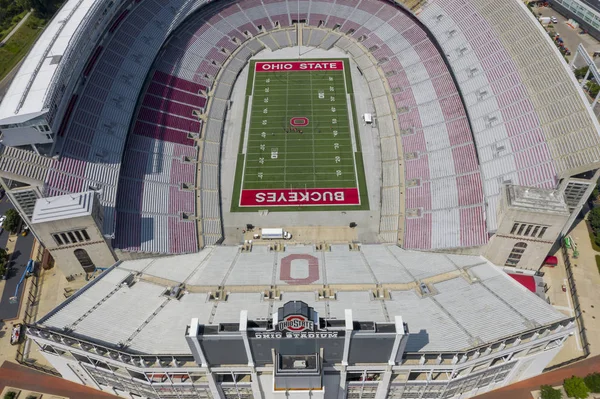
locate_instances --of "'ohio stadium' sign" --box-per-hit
[239,188,360,206]
[252,331,343,339]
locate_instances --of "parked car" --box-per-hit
[551,16,558,23]
[0,215,6,230]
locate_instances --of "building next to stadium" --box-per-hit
[0,0,598,397]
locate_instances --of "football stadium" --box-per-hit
[0,0,599,397]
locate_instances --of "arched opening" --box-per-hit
[74,249,95,273]
[505,242,527,267]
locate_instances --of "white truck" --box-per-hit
[261,228,292,240]
[539,16,551,25]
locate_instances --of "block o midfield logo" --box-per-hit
[278,314,314,332]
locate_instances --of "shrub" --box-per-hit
[3,392,17,399]
[586,81,600,98]
[589,207,600,232]
[575,66,590,79]
[541,384,563,399]
[564,376,590,399]
[584,372,600,393]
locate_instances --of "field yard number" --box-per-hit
[258,172,263,179]
[264,97,269,103]
[335,156,341,163]
[262,120,268,125]
[330,86,335,92]
[336,170,342,176]
[331,107,336,112]
[265,88,270,93]
[334,143,339,149]
[333,130,338,137]
[332,119,337,124]
[329,77,333,81]
[266,79,270,83]
[261,132,267,138]
[263,108,268,114]
[259,157,265,164]
[330,96,335,102]
[260,144,265,151]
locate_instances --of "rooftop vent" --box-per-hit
[209,288,228,302]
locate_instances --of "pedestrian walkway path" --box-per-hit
[0,11,32,46]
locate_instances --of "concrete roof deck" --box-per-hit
[38,244,570,354]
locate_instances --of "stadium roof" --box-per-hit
[32,191,95,223]
[38,244,569,354]
[0,0,97,123]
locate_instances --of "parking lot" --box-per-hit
[534,5,600,66]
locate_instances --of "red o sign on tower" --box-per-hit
[278,314,314,332]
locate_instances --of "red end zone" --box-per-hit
[255,60,344,72]
[240,188,359,206]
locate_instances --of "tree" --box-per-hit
[3,208,20,233]
[584,372,600,393]
[586,81,600,98]
[564,376,590,399]
[3,392,16,399]
[588,207,600,232]
[574,66,590,80]
[541,385,563,399]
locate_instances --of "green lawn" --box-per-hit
[0,16,45,82]
[231,58,368,212]
[0,10,29,42]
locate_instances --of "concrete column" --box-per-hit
[206,371,224,399]
[250,370,263,399]
[570,47,579,68]
[581,68,591,88]
[389,316,407,365]
[239,310,255,367]
[592,90,600,108]
[185,318,208,367]
[337,367,347,399]
[342,309,353,366]
[375,367,393,399]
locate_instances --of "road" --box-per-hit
[0,195,14,252]
[0,197,35,321]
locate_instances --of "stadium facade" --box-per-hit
[30,246,576,399]
[0,0,597,397]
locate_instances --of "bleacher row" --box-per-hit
[153,5,279,246]
[418,0,600,230]
[41,0,586,254]
[113,67,207,254]
[43,0,218,254]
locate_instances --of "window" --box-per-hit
[505,242,527,266]
[74,249,95,271]
[52,229,91,246]
[511,223,548,239]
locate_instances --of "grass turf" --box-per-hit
[231,58,368,212]
[0,16,45,82]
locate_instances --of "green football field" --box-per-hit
[232,58,368,211]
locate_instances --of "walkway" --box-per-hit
[0,11,32,47]
[474,355,600,399]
